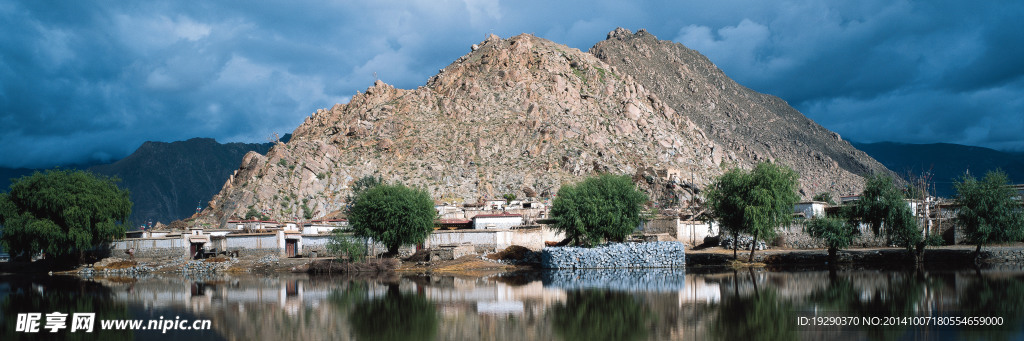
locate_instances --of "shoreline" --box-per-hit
[3,244,1024,276]
[685,244,1024,271]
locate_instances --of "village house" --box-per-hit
[226,219,282,231]
[472,213,524,229]
[483,198,508,210]
[792,201,828,220]
[302,219,347,235]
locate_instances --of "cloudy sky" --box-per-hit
[2,1,1022,168]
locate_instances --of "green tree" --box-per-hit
[349,175,382,200]
[805,216,858,263]
[954,170,1024,262]
[347,183,436,256]
[812,192,836,205]
[0,169,132,261]
[705,162,800,261]
[549,174,648,247]
[847,174,922,263]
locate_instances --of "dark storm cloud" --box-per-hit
[1,1,1022,168]
[671,0,1024,150]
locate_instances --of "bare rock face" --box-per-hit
[591,28,893,197]
[198,30,892,226]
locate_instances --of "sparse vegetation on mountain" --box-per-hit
[813,192,837,205]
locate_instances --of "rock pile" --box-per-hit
[180,258,239,274]
[541,241,685,269]
[257,255,280,264]
[484,245,542,265]
[79,257,155,276]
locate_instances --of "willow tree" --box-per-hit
[0,169,132,261]
[706,162,800,261]
[550,174,648,247]
[347,183,436,256]
[847,174,922,263]
[955,170,1024,262]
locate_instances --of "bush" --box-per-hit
[925,233,945,247]
[327,232,367,262]
[805,216,858,261]
[549,174,648,247]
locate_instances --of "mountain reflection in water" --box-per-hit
[1,267,1023,340]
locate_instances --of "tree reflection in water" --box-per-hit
[955,274,1024,340]
[709,275,797,341]
[808,272,932,341]
[342,283,439,341]
[0,275,132,341]
[550,289,654,341]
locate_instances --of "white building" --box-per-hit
[793,201,827,219]
[472,213,523,230]
[302,219,348,235]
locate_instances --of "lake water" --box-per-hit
[2,267,1024,340]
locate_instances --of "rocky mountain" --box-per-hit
[197,29,894,226]
[590,28,893,197]
[1,138,278,227]
[87,138,277,227]
[852,141,1024,198]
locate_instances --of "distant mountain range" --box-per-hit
[1,135,288,228]
[851,142,1024,198]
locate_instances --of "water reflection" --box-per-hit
[347,284,439,341]
[550,290,654,341]
[805,273,933,341]
[0,275,133,341]
[3,268,1024,340]
[955,274,1024,340]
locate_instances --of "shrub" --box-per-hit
[326,232,367,262]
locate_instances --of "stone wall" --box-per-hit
[223,234,278,249]
[773,223,889,249]
[110,238,184,259]
[509,227,564,251]
[302,234,332,256]
[639,218,718,246]
[541,241,686,269]
[641,218,678,235]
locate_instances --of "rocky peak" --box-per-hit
[591,28,894,196]
[196,30,892,226]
